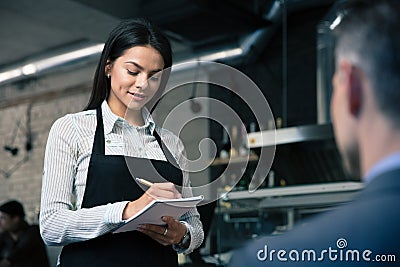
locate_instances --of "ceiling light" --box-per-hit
[21,64,37,75]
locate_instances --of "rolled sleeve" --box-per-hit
[104,201,130,224]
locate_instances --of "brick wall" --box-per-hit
[0,89,90,224]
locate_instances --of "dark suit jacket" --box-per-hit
[0,223,50,267]
[229,169,400,267]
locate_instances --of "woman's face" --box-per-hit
[106,45,164,117]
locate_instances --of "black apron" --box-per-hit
[60,107,183,267]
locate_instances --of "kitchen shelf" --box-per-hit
[211,153,259,166]
[222,181,363,201]
[247,123,334,148]
[217,181,364,232]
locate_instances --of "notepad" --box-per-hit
[113,195,204,234]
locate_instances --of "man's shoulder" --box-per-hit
[239,192,397,247]
[277,193,399,249]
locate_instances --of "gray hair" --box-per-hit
[334,0,400,127]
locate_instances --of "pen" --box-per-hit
[135,177,153,187]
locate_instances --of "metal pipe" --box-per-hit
[0,42,103,86]
[0,0,335,86]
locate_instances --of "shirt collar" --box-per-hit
[101,100,155,134]
[364,151,400,184]
[141,106,156,134]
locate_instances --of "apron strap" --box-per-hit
[93,107,105,155]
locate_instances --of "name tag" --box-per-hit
[105,133,125,155]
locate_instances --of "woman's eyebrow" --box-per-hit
[124,61,162,73]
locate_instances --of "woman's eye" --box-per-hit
[127,70,139,75]
[150,75,160,81]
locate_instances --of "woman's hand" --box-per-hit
[122,182,181,220]
[138,216,187,246]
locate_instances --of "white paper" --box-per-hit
[113,195,204,234]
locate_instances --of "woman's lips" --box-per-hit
[128,91,146,101]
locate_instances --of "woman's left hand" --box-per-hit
[138,216,187,246]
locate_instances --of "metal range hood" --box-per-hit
[248,123,354,186]
[0,25,272,87]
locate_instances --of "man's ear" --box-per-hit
[339,61,362,117]
[348,66,363,117]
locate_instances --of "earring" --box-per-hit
[107,73,110,78]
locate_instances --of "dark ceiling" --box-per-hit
[73,0,336,50]
[0,0,335,69]
[0,0,337,122]
[74,0,271,49]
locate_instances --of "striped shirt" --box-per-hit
[40,101,204,256]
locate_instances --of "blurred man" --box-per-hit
[0,200,49,267]
[229,0,400,266]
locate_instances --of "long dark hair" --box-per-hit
[85,18,172,111]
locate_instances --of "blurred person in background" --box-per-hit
[0,200,49,267]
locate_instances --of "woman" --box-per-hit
[40,19,204,267]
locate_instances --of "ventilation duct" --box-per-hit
[0,0,333,86]
[0,41,104,86]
